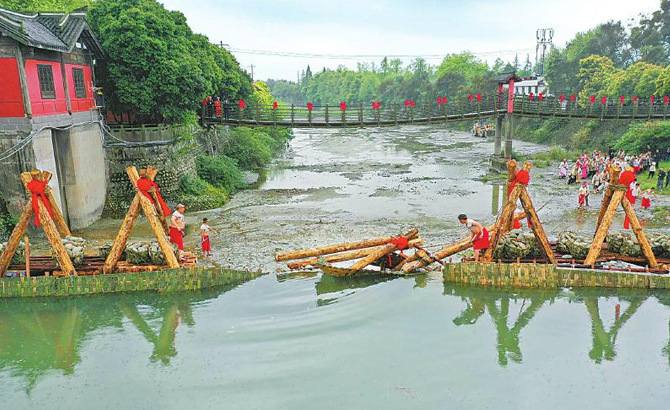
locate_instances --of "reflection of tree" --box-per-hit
[314,275,396,306]
[0,284,242,390]
[654,294,670,366]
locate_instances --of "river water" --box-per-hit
[2,127,670,409]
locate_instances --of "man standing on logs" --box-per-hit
[458,214,489,262]
[170,204,186,261]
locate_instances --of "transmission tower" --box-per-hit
[535,28,554,76]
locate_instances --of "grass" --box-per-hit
[480,173,507,183]
[636,160,670,194]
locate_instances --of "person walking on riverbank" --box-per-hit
[658,168,666,190]
[578,182,589,209]
[200,218,216,257]
[170,204,186,261]
[649,161,657,179]
[458,214,488,262]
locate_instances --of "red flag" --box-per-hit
[559,95,564,102]
[590,95,595,104]
[539,93,544,100]
[529,92,534,100]
[633,96,638,102]
[272,101,278,110]
[651,96,656,103]
[570,94,576,101]
[620,96,624,103]
[665,96,669,104]
[601,96,607,104]
[409,99,416,107]
[436,97,442,105]
[468,94,474,102]
[307,102,314,111]
[238,99,246,109]
[443,97,448,104]
[404,100,409,107]
[476,94,482,101]
[340,102,347,110]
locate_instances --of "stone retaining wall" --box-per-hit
[443,262,670,289]
[0,267,265,298]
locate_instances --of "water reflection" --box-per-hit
[0,286,236,391]
[446,283,666,367]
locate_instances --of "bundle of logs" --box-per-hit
[276,228,431,276]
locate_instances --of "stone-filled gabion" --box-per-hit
[606,231,670,258]
[53,236,86,267]
[148,241,179,265]
[98,242,127,261]
[0,241,26,264]
[126,241,152,265]
[556,231,591,259]
[493,231,544,259]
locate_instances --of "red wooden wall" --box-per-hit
[0,58,25,117]
[65,64,95,112]
[24,59,68,116]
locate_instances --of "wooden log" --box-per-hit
[276,228,419,261]
[620,196,658,268]
[596,166,621,232]
[104,195,141,274]
[24,236,30,278]
[20,170,71,237]
[401,213,528,272]
[37,194,75,276]
[127,166,179,269]
[584,190,625,266]
[347,229,419,272]
[144,166,169,235]
[0,202,32,276]
[518,189,557,264]
[482,185,522,262]
[286,238,423,270]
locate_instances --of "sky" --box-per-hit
[161,0,661,81]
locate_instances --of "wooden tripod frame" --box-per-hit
[103,166,179,274]
[481,161,557,264]
[0,170,75,276]
[583,165,657,268]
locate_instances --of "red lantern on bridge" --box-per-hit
[651,96,656,103]
[601,96,607,104]
[372,101,381,110]
[443,97,448,104]
[590,95,595,104]
[539,93,544,100]
[272,101,278,110]
[665,96,669,104]
[620,96,624,104]
[476,94,482,102]
[468,94,474,102]
[633,96,639,102]
[340,102,347,111]
[570,94,576,102]
[529,92,534,100]
[404,100,409,107]
[238,99,247,109]
[307,102,314,111]
[410,99,416,107]
[559,95,565,102]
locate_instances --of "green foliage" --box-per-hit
[196,155,245,193]
[177,174,228,210]
[0,0,92,11]
[0,194,17,241]
[87,0,251,123]
[616,121,670,152]
[435,52,491,96]
[531,146,576,162]
[221,128,274,170]
[250,81,274,107]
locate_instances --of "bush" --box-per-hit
[222,127,274,170]
[0,195,17,241]
[177,174,228,210]
[616,121,670,153]
[196,155,246,193]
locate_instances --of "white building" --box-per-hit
[513,76,547,95]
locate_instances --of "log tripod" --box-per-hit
[583,165,658,268]
[0,170,76,277]
[103,166,179,274]
[481,160,556,264]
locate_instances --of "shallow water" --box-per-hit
[4,126,670,408]
[2,275,670,409]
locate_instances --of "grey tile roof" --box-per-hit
[0,8,104,57]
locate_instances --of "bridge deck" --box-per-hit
[204,95,670,128]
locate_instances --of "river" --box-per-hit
[2,127,670,409]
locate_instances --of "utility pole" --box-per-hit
[535,28,553,76]
[248,64,255,81]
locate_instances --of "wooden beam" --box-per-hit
[596,165,621,232]
[347,229,419,273]
[621,196,658,268]
[482,186,521,262]
[276,228,419,262]
[518,188,556,264]
[24,236,30,278]
[0,203,32,276]
[20,171,70,237]
[145,166,169,235]
[584,190,625,266]
[104,195,140,274]
[37,192,75,276]
[127,167,179,269]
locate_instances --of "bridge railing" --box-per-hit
[512,95,670,120]
[204,95,504,126]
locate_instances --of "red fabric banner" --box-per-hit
[26,179,54,227]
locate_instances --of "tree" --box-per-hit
[88,0,251,123]
[0,0,92,11]
[630,0,670,66]
[435,52,491,96]
[577,55,621,101]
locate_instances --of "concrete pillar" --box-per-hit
[494,115,503,157]
[505,114,514,160]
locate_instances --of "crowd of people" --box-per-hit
[557,148,668,210]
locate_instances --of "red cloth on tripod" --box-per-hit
[26,179,53,227]
[618,170,636,229]
[136,177,171,217]
[508,170,530,198]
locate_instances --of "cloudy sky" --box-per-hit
[162,0,661,81]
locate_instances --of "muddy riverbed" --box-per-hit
[76,126,670,270]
